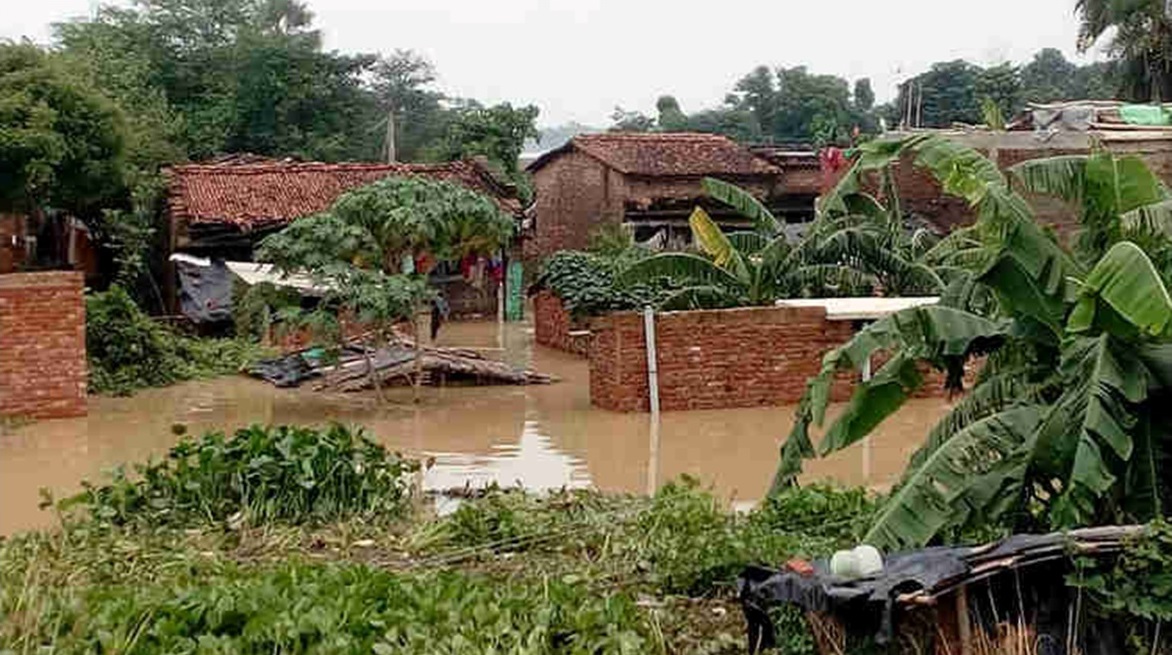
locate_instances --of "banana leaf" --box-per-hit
[702,177,780,234]
[1068,241,1172,337]
[773,306,1008,481]
[689,206,749,280]
[863,406,1042,550]
[619,252,745,292]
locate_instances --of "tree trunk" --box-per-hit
[365,336,385,404]
[413,306,423,403]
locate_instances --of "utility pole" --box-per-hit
[385,107,397,163]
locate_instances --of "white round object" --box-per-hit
[829,550,858,579]
[852,545,884,577]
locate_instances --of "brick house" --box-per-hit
[523,133,818,261]
[165,158,525,318]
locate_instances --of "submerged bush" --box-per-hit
[86,285,266,395]
[64,424,418,526]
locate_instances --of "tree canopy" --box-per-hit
[0,43,127,221]
[1076,0,1172,102]
[52,0,539,175]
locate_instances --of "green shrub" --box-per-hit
[86,285,266,395]
[64,424,418,526]
[534,250,670,318]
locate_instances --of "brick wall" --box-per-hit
[533,291,589,357]
[588,304,966,412]
[589,306,858,412]
[526,151,620,262]
[0,272,87,419]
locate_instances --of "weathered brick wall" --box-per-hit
[526,151,621,262]
[0,272,87,419]
[589,306,858,412]
[533,291,589,357]
[621,175,780,209]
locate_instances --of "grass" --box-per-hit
[1,424,882,654]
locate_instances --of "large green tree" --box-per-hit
[1076,0,1172,101]
[54,0,383,162]
[0,43,127,222]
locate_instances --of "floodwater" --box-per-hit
[0,320,952,535]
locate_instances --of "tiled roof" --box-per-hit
[168,160,522,230]
[526,132,781,177]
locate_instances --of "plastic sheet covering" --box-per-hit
[1120,104,1172,126]
[174,256,233,324]
[1031,105,1096,132]
[737,526,1141,653]
[248,352,316,387]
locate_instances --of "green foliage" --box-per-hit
[620,177,936,310]
[258,176,513,346]
[535,249,667,317]
[52,3,540,175]
[232,280,304,341]
[261,177,514,273]
[894,52,1118,128]
[775,135,1172,550]
[1076,0,1172,102]
[413,479,875,598]
[1074,523,1172,624]
[1,455,879,653]
[1021,48,1118,104]
[65,423,417,527]
[0,555,650,654]
[0,42,128,219]
[54,0,381,162]
[86,286,264,395]
[425,101,540,196]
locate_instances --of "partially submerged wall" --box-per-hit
[533,291,589,357]
[588,304,963,412]
[589,306,857,412]
[0,272,87,419]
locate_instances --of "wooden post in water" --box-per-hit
[861,355,872,482]
[643,306,660,415]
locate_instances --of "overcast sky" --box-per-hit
[4,0,1107,127]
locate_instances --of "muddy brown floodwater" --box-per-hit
[0,320,953,535]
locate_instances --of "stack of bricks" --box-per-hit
[0,272,87,419]
[533,291,590,357]
[589,306,858,412]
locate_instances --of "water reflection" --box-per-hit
[0,320,951,534]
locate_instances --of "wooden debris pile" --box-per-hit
[249,340,555,390]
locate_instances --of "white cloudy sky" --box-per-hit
[4,0,1108,127]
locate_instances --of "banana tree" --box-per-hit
[620,178,887,308]
[804,163,947,296]
[1010,150,1170,266]
[773,135,1172,550]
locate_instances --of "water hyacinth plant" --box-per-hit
[62,424,418,526]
